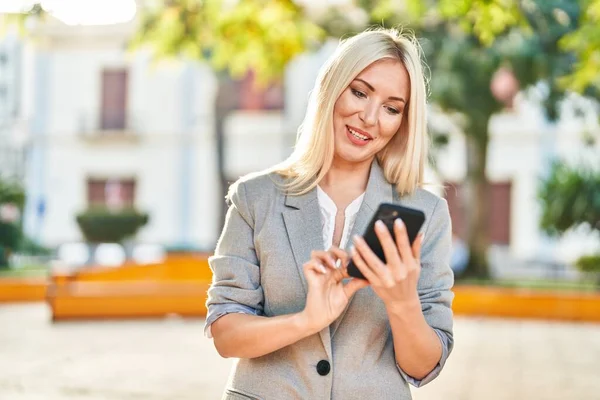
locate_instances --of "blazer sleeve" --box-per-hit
[204,181,264,336]
[399,197,455,386]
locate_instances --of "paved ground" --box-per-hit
[1,303,599,400]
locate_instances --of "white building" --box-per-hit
[0,31,26,181]
[14,16,599,270]
[19,17,222,249]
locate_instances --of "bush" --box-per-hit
[575,254,600,273]
[538,161,600,236]
[0,177,25,267]
[76,208,149,243]
[575,254,600,287]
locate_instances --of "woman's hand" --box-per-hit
[350,219,423,310]
[301,247,369,334]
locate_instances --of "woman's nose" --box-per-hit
[359,103,377,127]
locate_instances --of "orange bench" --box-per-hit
[453,285,600,322]
[0,278,48,302]
[47,253,213,321]
[38,254,600,323]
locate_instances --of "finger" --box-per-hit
[374,220,401,266]
[310,250,337,269]
[328,247,349,268]
[353,235,388,276]
[412,232,424,262]
[353,236,396,287]
[325,248,349,283]
[303,260,327,276]
[343,278,369,298]
[394,219,413,263]
[350,244,381,285]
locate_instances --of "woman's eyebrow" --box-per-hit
[354,78,406,103]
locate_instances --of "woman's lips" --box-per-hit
[346,125,372,146]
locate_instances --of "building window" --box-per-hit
[236,70,284,111]
[100,68,128,130]
[87,178,135,209]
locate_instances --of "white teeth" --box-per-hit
[348,127,369,140]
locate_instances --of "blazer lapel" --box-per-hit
[282,188,323,294]
[282,186,334,359]
[331,160,395,336]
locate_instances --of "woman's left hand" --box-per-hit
[350,218,423,309]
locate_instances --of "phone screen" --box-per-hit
[346,203,425,280]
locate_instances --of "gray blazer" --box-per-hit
[206,161,454,400]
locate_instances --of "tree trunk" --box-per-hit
[463,134,491,279]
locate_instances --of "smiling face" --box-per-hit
[332,58,410,169]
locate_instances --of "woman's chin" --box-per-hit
[334,150,375,166]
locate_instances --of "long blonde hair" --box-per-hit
[273,27,430,196]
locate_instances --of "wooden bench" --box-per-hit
[47,254,213,321]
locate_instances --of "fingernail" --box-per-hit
[395,218,404,228]
[375,220,385,230]
[319,263,327,273]
[335,259,342,268]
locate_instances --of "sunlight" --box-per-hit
[0,0,37,13]
[0,0,137,26]
[42,0,137,26]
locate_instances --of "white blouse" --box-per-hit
[316,186,365,250]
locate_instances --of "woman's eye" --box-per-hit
[351,88,366,98]
[386,106,400,115]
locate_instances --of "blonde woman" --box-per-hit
[205,28,454,400]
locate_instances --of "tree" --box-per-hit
[409,0,600,93]
[130,0,324,228]
[413,0,598,277]
[559,0,600,92]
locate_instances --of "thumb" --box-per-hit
[343,278,369,298]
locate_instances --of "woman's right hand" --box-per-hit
[300,247,369,334]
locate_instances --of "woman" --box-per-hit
[205,28,454,400]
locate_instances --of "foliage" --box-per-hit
[0,223,21,267]
[576,254,600,273]
[403,0,600,93]
[0,177,26,267]
[130,0,324,85]
[0,3,45,35]
[0,177,25,209]
[559,0,600,93]
[76,208,149,244]
[538,161,600,236]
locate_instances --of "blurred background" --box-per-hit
[0,1,599,399]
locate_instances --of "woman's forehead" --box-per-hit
[353,59,410,98]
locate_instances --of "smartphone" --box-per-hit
[346,203,426,280]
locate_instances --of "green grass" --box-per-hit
[456,277,599,292]
[0,265,49,279]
